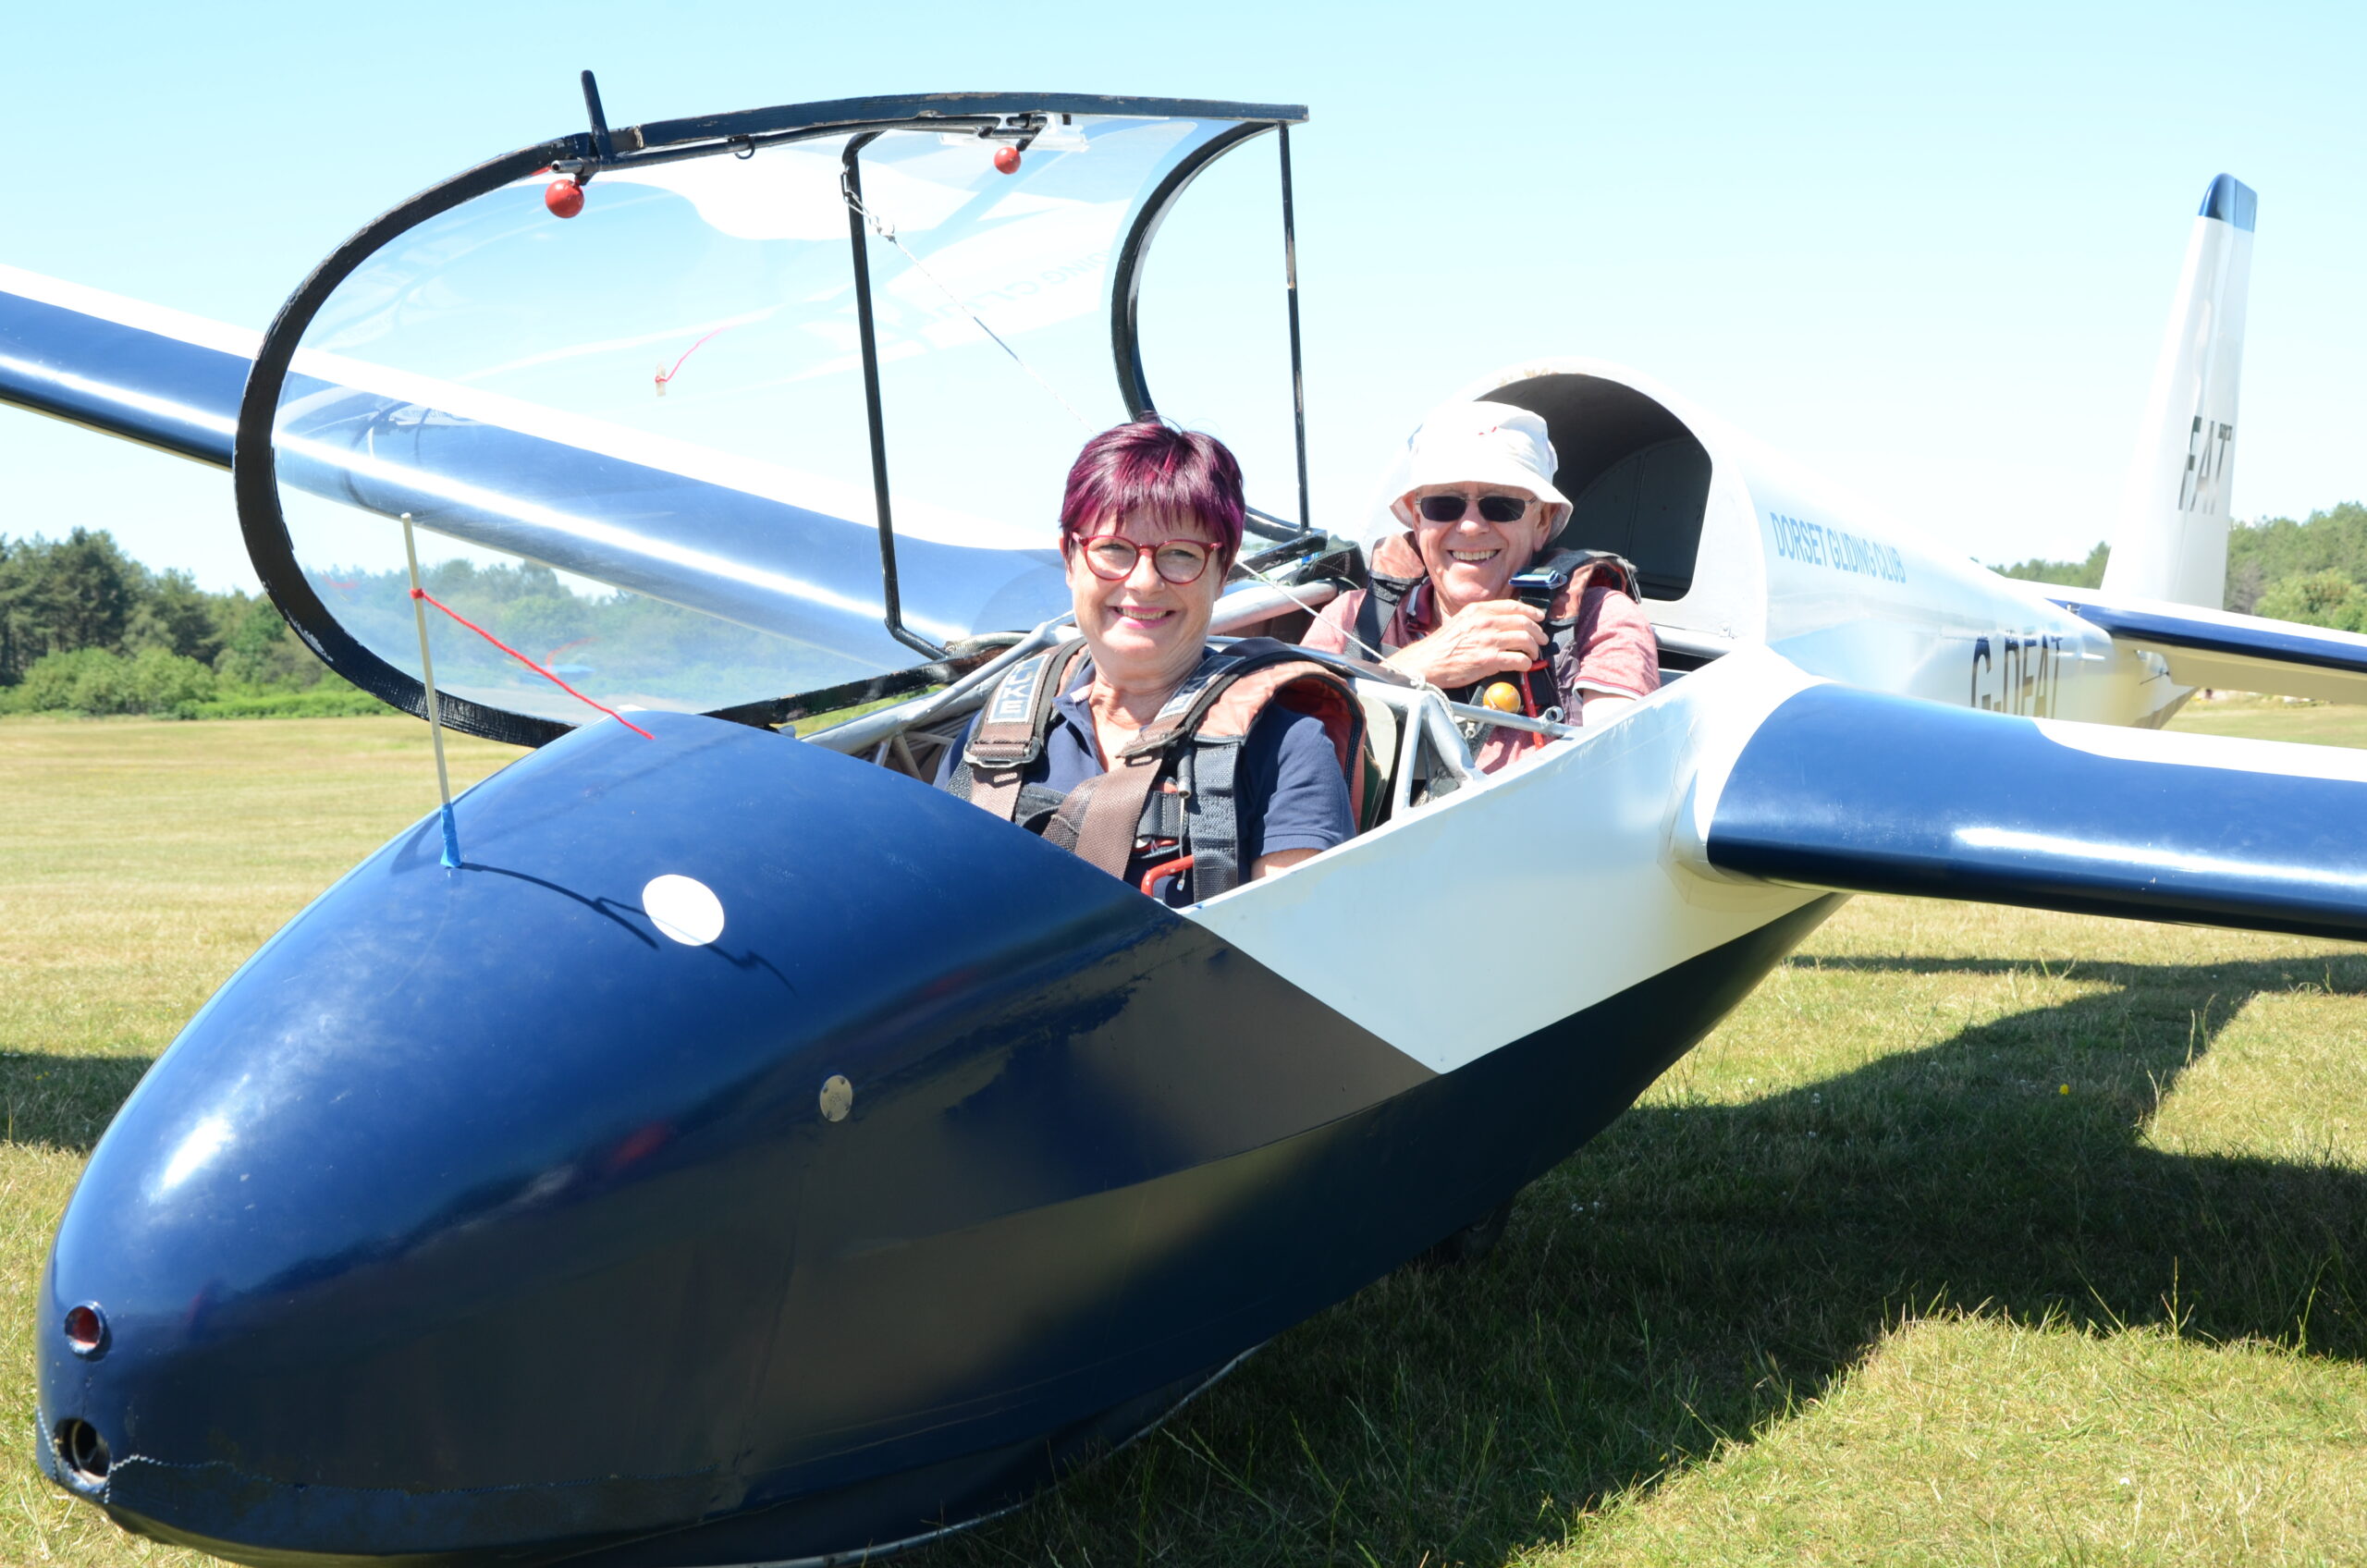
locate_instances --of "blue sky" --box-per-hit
[5,0,2361,591]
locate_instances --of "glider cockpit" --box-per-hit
[228,80,1637,856]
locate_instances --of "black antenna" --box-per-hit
[581,70,616,165]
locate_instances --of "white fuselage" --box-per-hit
[1191,359,2181,1078]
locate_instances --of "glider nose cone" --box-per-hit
[35,712,1133,1561]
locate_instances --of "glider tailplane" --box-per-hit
[2100,174,2256,609]
[1697,683,2367,942]
[2049,589,2367,706]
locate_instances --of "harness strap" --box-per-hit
[1353,574,1419,655]
[1068,754,1166,879]
[1353,532,1429,655]
[948,638,1367,901]
[1149,648,1366,900]
[963,642,1091,823]
[1533,547,1643,612]
[966,766,1026,823]
[1071,642,1363,895]
[1040,642,1299,880]
[1183,739,1244,896]
[1012,782,1070,835]
[1042,777,1185,857]
[1038,773,1096,856]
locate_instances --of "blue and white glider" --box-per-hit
[5,87,2356,1568]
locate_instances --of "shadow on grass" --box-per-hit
[0,1052,153,1153]
[919,949,2367,1566]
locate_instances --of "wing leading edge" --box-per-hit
[1701,682,2367,942]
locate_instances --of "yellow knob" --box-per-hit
[1481,681,1522,713]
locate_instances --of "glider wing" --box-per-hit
[0,264,248,465]
[1699,681,2367,941]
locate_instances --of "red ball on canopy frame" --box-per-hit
[545,179,585,218]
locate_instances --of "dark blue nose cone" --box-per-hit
[33,712,1150,1562]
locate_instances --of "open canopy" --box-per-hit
[239,90,1309,744]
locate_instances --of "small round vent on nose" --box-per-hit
[62,1303,106,1358]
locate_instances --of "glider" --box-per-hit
[5,80,2352,1567]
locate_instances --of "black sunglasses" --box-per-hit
[1417,494,1531,524]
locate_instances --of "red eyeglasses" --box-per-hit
[1071,533,1219,585]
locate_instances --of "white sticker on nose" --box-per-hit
[643,875,725,946]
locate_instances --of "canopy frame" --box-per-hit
[233,87,1311,746]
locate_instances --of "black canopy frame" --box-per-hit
[232,84,1312,746]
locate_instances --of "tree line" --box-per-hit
[11,505,2366,720]
[1994,501,2367,627]
[0,530,383,717]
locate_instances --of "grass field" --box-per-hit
[2,704,2363,1565]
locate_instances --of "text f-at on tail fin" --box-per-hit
[2102,175,2256,608]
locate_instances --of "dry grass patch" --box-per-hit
[0,717,518,1567]
[1551,1314,2367,1567]
[2173,695,2367,750]
[2145,986,2367,1170]
[0,717,515,1061]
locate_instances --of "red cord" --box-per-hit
[411,588,655,739]
[654,327,729,392]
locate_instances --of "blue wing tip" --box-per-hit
[2201,174,2258,232]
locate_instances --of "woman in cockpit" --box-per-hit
[935,419,1360,904]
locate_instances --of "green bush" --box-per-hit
[0,646,217,715]
[2251,569,2367,631]
[0,644,393,721]
[1994,541,2110,590]
[172,686,395,720]
[2226,501,2367,613]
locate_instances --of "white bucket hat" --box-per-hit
[1400,401,1569,512]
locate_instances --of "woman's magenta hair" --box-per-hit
[1058,419,1245,563]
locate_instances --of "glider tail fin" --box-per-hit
[2100,175,2257,608]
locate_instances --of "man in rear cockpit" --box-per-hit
[1302,402,1658,771]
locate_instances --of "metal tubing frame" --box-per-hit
[841,131,946,661]
[1279,124,1310,535]
[619,92,1300,163]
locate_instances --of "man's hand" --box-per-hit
[1383,598,1547,689]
